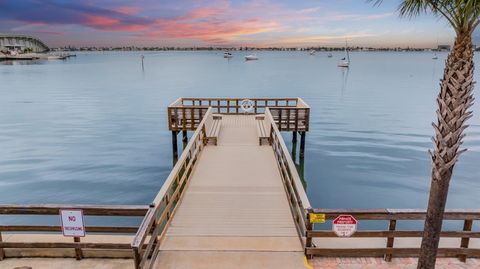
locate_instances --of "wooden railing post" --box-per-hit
[459,219,473,262]
[305,209,313,248]
[384,219,396,262]
[0,231,5,260]
[133,247,141,269]
[73,237,83,260]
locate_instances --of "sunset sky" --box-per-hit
[0,0,466,48]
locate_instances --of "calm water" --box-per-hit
[1,51,479,217]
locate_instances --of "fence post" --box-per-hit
[0,231,5,260]
[384,219,396,261]
[133,247,141,269]
[73,237,83,260]
[459,219,473,262]
[305,209,313,258]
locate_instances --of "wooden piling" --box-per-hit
[182,130,188,149]
[299,132,306,158]
[172,131,178,163]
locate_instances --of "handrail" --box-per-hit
[265,108,311,247]
[132,107,213,269]
[168,97,310,132]
[305,208,480,261]
[0,204,149,261]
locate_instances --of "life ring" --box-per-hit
[240,99,255,113]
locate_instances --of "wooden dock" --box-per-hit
[1,97,480,269]
[154,114,305,268]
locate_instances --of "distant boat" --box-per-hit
[432,53,438,60]
[309,50,316,55]
[245,54,258,61]
[338,41,350,68]
[224,51,233,58]
[327,53,333,58]
[47,55,67,60]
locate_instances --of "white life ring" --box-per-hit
[240,99,255,113]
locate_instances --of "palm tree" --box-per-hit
[371,0,478,268]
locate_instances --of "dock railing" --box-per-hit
[0,204,149,260]
[132,107,213,269]
[305,209,480,261]
[168,97,309,132]
[265,108,311,247]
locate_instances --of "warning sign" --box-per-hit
[60,209,86,237]
[332,215,357,237]
[309,213,326,223]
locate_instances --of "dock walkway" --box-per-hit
[154,115,305,268]
[3,97,479,269]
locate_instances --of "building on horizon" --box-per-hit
[0,34,49,53]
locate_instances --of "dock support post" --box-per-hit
[182,130,188,148]
[291,132,297,162]
[172,131,178,164]
[0,232,5,260]
[299,132,306,159]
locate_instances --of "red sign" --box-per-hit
[332,215,357,237]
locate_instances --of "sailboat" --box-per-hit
[224,51,233,58]
[338,41,350,68]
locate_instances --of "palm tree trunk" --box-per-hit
[417,32,475,269]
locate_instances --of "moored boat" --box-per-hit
[244,54,258,61]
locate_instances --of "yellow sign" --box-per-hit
[309,213,326,223]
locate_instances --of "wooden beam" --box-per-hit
[459,219,473,262]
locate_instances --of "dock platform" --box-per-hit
[1,97,480,269]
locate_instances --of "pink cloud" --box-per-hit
[113,6,141,16]
[84,15,148,32]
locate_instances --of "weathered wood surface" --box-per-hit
[0,204,148,260]
[168,97,310,132]
[152,115,306,269]
[306,209,480,262]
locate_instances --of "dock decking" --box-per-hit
[154,115,305,268]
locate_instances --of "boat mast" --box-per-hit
[345,40,350,62]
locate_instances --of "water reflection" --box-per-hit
[340,67,350,95]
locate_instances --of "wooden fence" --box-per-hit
[168,97,309,132]
[131,107,213,269]
[305,209,480,261]
[0,204,149,260]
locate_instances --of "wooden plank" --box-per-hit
[305,247,480,257]
[459,219,473,262]
[307,230,480,238]
[0,225,139,233]
[385,219,396,261]
[0,242,132,249]
[0,204,149,216]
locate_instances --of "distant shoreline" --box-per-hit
[50,47,454,52]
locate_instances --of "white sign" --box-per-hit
[60,209,86,237]
[332,215,357,237]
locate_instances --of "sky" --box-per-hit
[0,0,467,48]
